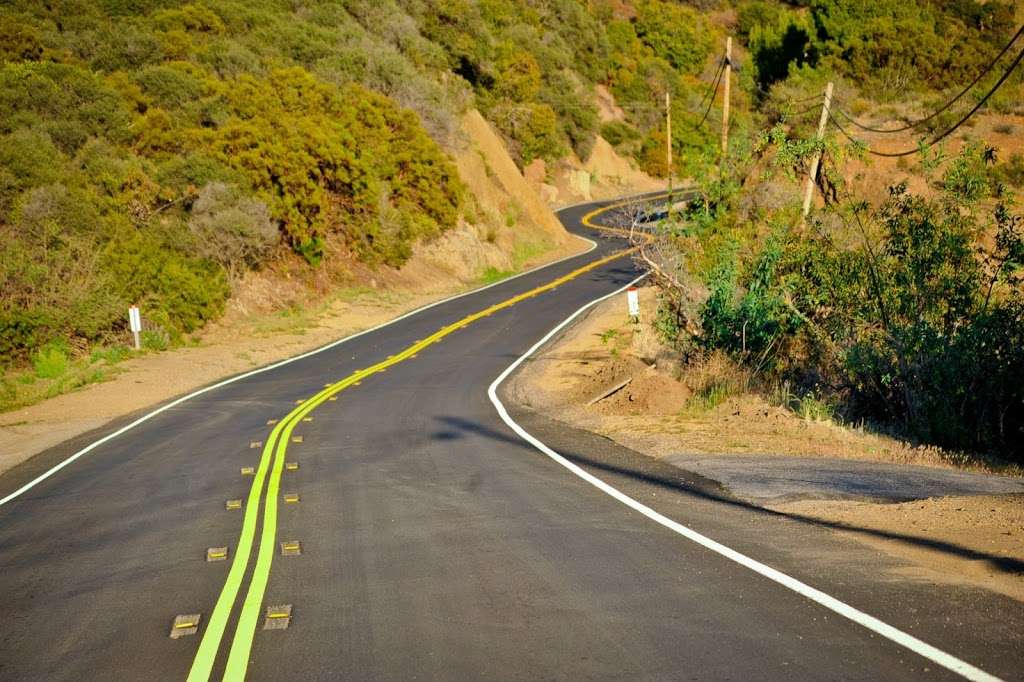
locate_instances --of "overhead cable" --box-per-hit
[826,42,1024,157]
[829,23,1024,134]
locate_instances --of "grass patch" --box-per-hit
[511,239,551,269]
[246,286,400,338]
[684,381,733,413]
[679,351,750,416]
[475,237,557,286]
[32,342,70,379]
[2,342,133,413]
[773,383,837,423]
[479,266,515,285]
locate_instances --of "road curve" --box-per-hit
[0,197,1021,681]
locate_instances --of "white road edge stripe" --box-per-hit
[0,221,605,507]
[486,273,1002,682]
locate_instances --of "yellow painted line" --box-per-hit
[190,197,659,681]
[580,191,679,240]
[219,245,636,680]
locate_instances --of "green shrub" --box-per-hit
[141,329,170,351]
[699,236,796,362]
[188,182,278,276]
[601,121,641,148]
[33,341,70,379]
[133,62,210,110]
[808,0,1016,97]
[993,154,1024,189]
[748,12,814,91]
[633,0,713,75]
[102,227,229,335]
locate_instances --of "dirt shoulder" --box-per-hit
[509,283,1024,602]
[0,232,589,475]
[0,104,597,476]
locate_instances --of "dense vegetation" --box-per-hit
[643,1,1024,462]
[0,0,472,368]
[3,0,1023,463]
[0,0,730,371]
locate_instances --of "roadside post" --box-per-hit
[627,287,640,324]
[128,305,142,350]
[802,81,835,223]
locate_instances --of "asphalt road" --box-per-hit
[0,197,1021,681]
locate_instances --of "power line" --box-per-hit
[784,103,825,119]
[694,58,726,115]
[828,23,1024,135]
[826,41,1024,157]
[689,57,727,131]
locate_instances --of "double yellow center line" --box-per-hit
[187,233,636,680]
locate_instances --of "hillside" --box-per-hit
[0,0,702,366]
[2,0,1024,462]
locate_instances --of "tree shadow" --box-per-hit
[432,414,1024,577]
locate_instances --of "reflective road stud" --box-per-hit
[283,493,300,504]
[291,436,303,444]
[249,441,262,449]
[206,547,229,562]
[285,462,299,471]
[266,419,278,425]
[225,499,242,511]
[280,541,302,556]
[240,467,255,476]
[170,614,201,639]
[263,604,292,630]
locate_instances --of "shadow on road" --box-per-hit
[432,414,1024,577]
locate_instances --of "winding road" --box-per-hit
[0,198,1021,681]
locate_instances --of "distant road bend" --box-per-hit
[0,195,1021,681]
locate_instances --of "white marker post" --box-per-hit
[626,287,640,324]
[128,305,142,350]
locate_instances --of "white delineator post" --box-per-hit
[627,287,640,324]
[802,81,835,221]
[128,305,142,350]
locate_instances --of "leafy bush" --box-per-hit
[700,235,796,361]
[993,154,1024,189]
[188,182,277,276]
[102,227,230,335]
[807,0,1016,97]
[205,70,462,265]
[748,12,814,91]
[601,121,641,148]
[32,341,70,379]
[679,143,1024,460]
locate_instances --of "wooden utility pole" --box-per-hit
[665,91,672,194]
[721,37,732,162]
[802,81,834,221]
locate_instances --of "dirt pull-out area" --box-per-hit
[774,495,1024,602]
[510,283,1024,602]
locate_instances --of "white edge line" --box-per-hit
[0,213,601,507]
[486,274,1002,682]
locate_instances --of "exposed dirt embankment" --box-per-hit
[0,109,588,474]
[520,86,665,207]
[509,283,1024,602]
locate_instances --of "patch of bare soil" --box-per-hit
[512,285,957,466]
[510,283,1024,602]
[773,495,1024,603]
